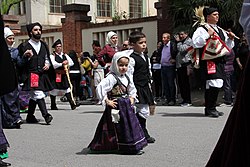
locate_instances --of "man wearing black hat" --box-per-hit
[49,39,79,110]
[192,7,235,118]
[18,22,54,124]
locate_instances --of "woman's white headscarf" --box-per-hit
[109,51,130,76]
[106,31,118,47]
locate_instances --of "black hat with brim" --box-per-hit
[52,39,62,48]
[26,22,42,37]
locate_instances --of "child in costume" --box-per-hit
[88,52,147,155]
[128,31,156,143]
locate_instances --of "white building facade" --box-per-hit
[10,0,158,29]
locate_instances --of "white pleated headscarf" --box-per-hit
[109,51,130,76]
[106,31,118,47]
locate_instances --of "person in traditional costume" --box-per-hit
[128,31,156,143]
[49,39,79,110]
[88,52,147,155]
[0,27,23,129]
[0,14,17,167]
[192,7,235,117]
[18,22,54,124]
[206,0,250,166]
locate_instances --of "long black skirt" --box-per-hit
[88,97,147,153]
[206,53,250,166]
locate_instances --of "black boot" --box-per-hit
[0,158,11,166]
[50,95,58,110]
[65,93,80,110]
[26,99,39,123]
[136,114,155,143]
[205,87,223,117]
[37,98,53,124]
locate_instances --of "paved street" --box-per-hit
[4,98,232,167]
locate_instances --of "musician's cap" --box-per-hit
[203,7,218,18]
[26,22,42,37]
[4,27,14,39]
[52,39,62,48]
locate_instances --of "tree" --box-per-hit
[169,0,244,35]
[0,0,24,15]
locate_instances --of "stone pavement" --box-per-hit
[4,93,233,167]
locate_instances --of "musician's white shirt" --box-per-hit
[192,24,235,88]
[50,52,74,69]
[49,52,74,95]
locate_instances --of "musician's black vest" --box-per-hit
[199,25,226,80]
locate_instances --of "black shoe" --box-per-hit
[217,111,224,116]
[168,101,175,106]
[26,115,39,123]
[121,150,144,155]
[60,96,68,102]
[44,114,53,124]
[14,119,23,129]
[205,109,219,118]
[0,159,11,166]
[51,106,58,110]
[146,137,156,143]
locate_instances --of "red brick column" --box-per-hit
[61,4,91,54]
[154,1,174,41]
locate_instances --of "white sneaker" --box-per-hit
[181,103,192,107]
[219,103,232,107]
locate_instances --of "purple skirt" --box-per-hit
[88,97,147,152]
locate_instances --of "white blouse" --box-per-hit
[96,73,137,106]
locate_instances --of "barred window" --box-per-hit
[50,0,66,13]
[97,0,111,17]
[129,0,143,18]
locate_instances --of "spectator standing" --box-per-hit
[159,33,177,106]
[175,31,192,107]
[220,49,235,106]
[97,31,120,75]
[80,52,94,100]
[235,32,249,83]
[150,41,162,101]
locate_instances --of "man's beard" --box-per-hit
[32,33,41,40]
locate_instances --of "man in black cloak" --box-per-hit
[0,14,16,167]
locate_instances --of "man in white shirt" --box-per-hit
[49,39,79,110]
[192,7,235,117]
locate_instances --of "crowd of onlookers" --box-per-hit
[67,30,249,109]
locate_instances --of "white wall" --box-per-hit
[81,20,157,57]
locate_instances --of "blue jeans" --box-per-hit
[80,75,93,98]
[161,66,176,102]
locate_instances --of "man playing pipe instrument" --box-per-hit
[192,7,235,118]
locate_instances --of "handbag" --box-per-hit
[201,34,230,60]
